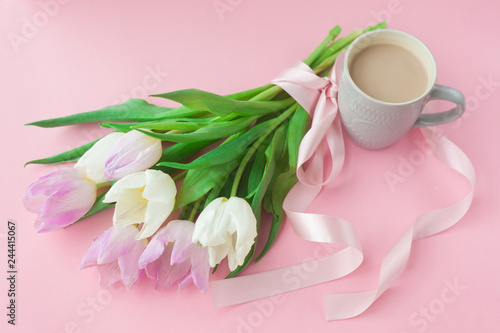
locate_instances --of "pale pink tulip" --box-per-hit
[74,132,125,183]
[104,130,162,181]
[139,220,210,293]
[79,226,145,289]
[23,169,96,232]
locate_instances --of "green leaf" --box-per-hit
[152,139,218,175]
[152,89,292,117]
[245,145,267,198]
[26,99,176,128]
[135,116,255,143]
[78,190,115,221]
[131,119,210,131]
[99,122,135,132]
[287,106,310,169]
[174,160,241,210]
[256,170,297,262]
[253,108,308,261]
[251,124,287,214]
[159,119,273,170]
[225,84,272,100]
[253,105,308,260]
[25,139,99,166]
[204,169,234,207]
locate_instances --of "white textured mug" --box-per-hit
[337,29,465,150]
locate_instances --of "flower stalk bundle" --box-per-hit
[24,22,387,292]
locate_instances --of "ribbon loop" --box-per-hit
[272,60,345,188]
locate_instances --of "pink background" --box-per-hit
[1,0,499,332]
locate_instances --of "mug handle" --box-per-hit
[412,84,466,128]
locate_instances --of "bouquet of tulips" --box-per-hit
[24,22,387,293]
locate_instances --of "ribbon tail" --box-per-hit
[324,128,475,320]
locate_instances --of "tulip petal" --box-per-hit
[166,220,197,264]
[97,261,122,289]
[178,274,194,291]
[23,169,97,233]
[104,130,162,181]
[227,197,257,250]
[103,172,146,203]
[36,184,96,231]
[145,261,159,281]
[139,233,167,269]
[152,245,175,290]
[142,170,177,204]
[207,240,231,268]
[79,234,102,269]
[113,190,148,227]
[74,132,125,183]
[190,246,210,293]
[192,197,228,246]
[98,226,138,264]
[139,200,173,239]
[154,244,191,291]
[118,240,145,289]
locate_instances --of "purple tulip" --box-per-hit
[139,220,210,293]
[23,169,97,233]
[79,226,146,289]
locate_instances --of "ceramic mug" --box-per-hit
[337,29,465,150]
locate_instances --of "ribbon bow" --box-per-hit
[272,61,344,187]
[210,55,475,321]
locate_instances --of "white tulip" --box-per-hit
[103,170,176,240]
[192,197,257,271]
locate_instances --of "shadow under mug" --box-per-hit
[337,29,465,150]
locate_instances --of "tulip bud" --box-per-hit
[103,170,177,240]
[192,197,257,271]
[23,169,97,232]
[139,220,210,293]
[104,130,162,181]
[79,225,146,289]
[74,132,125,183]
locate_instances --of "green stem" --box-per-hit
[231,25,343,104]
[188,198,202,221]
[249,85,283,101]
[312,28,363,68]
[230,104,298,197]
[313,48,345,75]
[96,181,112,189]
[303,25,341,66]
[312,22,389,76]
[225,84,273,100]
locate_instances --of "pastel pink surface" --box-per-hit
[1,0,499,332]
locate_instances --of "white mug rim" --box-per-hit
[342,29,437,106]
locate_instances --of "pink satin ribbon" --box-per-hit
[210,57,475,321]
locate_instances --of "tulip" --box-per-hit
[74,132,125,183]
[103,169,176,240]
[139,220,210,293]
[79,226,145,289]
[192,197,257,271]
[104,130,162,181]
[23,168,97,233]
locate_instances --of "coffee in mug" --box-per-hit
[337,29,466,150]
[349,43,428,103]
